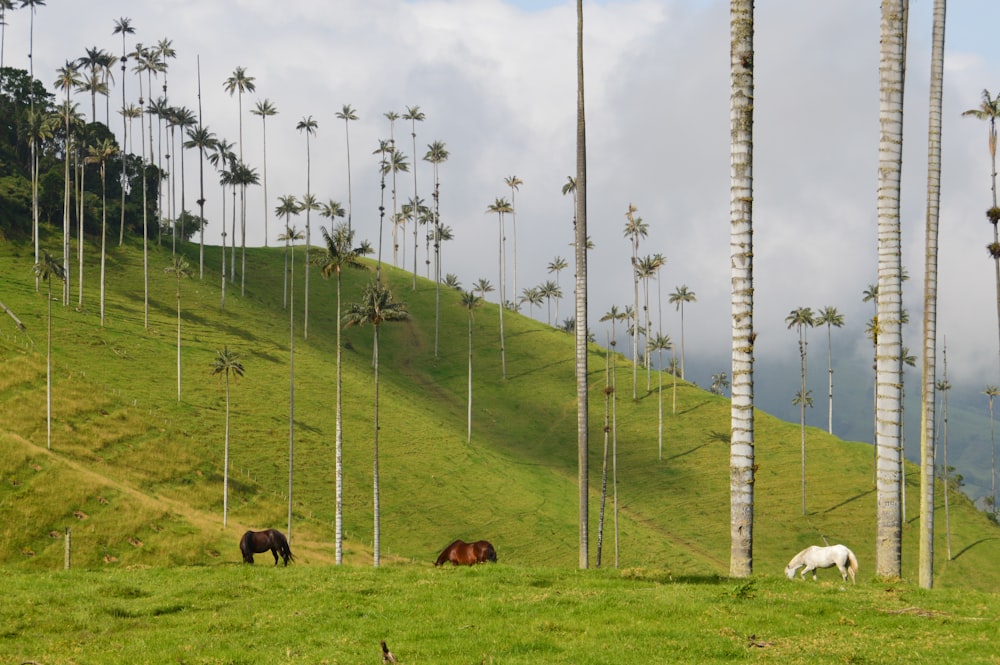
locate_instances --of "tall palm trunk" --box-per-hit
[222,371,231,527]
[918,0,946,590]
[335,271,344,564]
[373,323,382,567]
[118,33,129,246]
[99,159,108,326]
[875,0,908,579]
[138,76,149,328]
[62,104,72,307]
[288,236,296,541]
[497,211,507,379]
[574,0,589,569]
[729,0,756,578]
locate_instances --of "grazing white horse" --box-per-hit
[784,544,858,583]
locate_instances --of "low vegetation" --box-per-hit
[2,565,997,663]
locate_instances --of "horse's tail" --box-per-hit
[277,531,294,564]
[435,540,461,566]
[239,531,252,563]
[846,547,859,579]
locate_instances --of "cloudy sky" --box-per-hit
[5,0,1000,403]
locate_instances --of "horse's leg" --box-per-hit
[271,547,280,565]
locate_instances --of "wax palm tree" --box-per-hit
[112,17,134,244]
[86,138,118,327]
[424,139,449,355]
[668,285,696,380]
[208,138,235,307]
[919,0,947,589]
[171,105,196,246]
[77,46,110,123]
[251,98,277,247]
[315,223,367,564]
[321,199,346,236]
[813,306,845,434]
[623,204,647,399]
[343,280,409,567]
[649,333,672,460]
[130,44,153,324]
[224,66,255,257]
[874,0,907,579]
[505,175,524,309]
[474,278,494,302]
[211,347,244,528]
[146,96,171,244]
[402,106,425,285]
[538,280,562,326]
[118,102,142,243]
[54,62,81,305]
[164,257,190,401]
[384,146,410,267]
[184,124,217,278]
[296,115,318,337]
[33,251,63,450]
[637,254,661,389]
[372,139,392,275]
[573,0,589,568]
[547,256,568,323]
[230,161,260,296]
[486,197,513,379]
[460,290,481,443]
[276,196,301,308]
[729,0,756,578]
[336,104,359,231]
[519,286,543,319]
[786,306,814,515]
[283,219,305,539]
[383,111,403,260]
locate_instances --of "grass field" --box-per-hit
[2,564,997,664]
[1,228,1000,596]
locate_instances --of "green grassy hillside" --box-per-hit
[1,230,998,590]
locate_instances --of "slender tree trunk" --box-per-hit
[918,0,946,590]
[62,110,71,307]
[729,0,756,578]
[575,0,589,569]
[373,325,381,567]
[875,0,907,579]
[467,310,474,443]
[288,239,295,541]
[827,324,834,433]
[941,342,952,560]
[497,213,507,379]
[119,53,128,246]
[175,275,182,401]
[335,273,344,564]
[223,374,230,527]
[597,343,610,567]
[100,163,107,326]
[799,330,808,515]
[46,278,52,449]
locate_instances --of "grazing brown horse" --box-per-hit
[434,539,497,566]
[239,528,294,566]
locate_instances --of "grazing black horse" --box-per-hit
[239,528,294,566]
[434,539,497,566]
